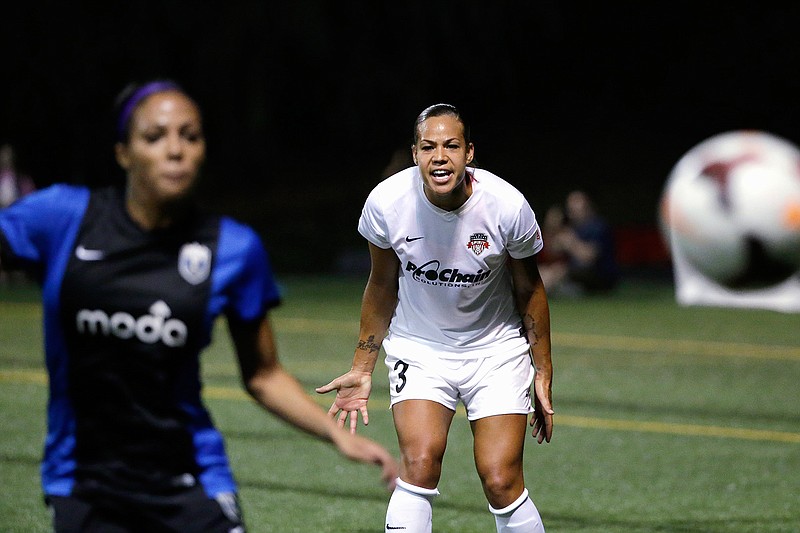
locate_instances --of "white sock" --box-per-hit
[385,477,439,533]
[489,488,545,533]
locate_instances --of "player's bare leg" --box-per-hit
[385,399,454,533]
[472,414,544,532]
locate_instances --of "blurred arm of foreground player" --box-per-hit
[229,312,399,490]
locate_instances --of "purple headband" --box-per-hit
[116,80,182,141]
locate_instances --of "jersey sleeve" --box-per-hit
[506,197,544,259]
[357,186,392,249]
[216,218,282,323]
[0,184,88,270]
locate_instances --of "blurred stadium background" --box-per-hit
[3,2,799,275]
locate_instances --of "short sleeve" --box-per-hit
[357,187,392,249]
[0,184,88,269]
[216,218,282,323]
[506,197,544,259]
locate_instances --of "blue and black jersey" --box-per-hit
[0,184,281,498]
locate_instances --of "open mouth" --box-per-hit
[431,169,451,184]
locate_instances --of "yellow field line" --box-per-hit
[205,388,800,444]
[272,316,357,332]
[3,312,796,361]
[272,317,800,361]
[553,332,800,361]
[2,371,799,444]
[555,414,800,444]
[0,369,47,384]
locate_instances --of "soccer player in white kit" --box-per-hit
[317,103,554,533]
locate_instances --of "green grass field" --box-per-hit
[1,276,799,532]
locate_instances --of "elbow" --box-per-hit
[242,379,260,401]
[243,371,270,400]
[243,378,258,398]
[242,360,284,404]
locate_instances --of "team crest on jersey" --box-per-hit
[466,232,490,256]
[178,242,212,285]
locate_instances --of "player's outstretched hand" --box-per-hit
[330,428,399,492]
[530,371,554,444]
[315,370,372,434]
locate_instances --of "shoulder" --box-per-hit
[368,167,417,199]
[363,167,418,220]
[472,169,528,206]
[31,183,90,206]
[4,183,90,220]
[0,184,91,264]
[218,216,265,255]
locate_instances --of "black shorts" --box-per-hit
[46,483,245,533]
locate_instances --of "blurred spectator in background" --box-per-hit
[0,144,36,208]
[539,190,619,296]
[537,205,571,292]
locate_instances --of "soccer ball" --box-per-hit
[661,130,800,289]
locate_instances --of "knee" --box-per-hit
[401,450,443,488]
[480,467,523,507]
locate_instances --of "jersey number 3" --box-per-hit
[393,360,409,393]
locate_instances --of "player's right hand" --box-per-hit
[315,370,373,434]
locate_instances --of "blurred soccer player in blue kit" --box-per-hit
[317,104,554,532]
[0,79,398,532]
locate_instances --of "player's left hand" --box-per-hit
[530,371,554,443]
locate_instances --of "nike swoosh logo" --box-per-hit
[405,236,424,242]
[386,525,407,530]
[75,245,105,261]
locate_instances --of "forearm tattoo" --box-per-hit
[357,335,381,354]
[522,313,541,346]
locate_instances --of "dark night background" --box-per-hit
[2,2,799,274]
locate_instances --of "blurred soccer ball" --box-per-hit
[661,130,800,289]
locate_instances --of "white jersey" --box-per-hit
[359,167,543,360]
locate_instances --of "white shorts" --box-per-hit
[383,348,534,421]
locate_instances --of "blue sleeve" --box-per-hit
[0,184,88,269]
[214,217,281,323]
